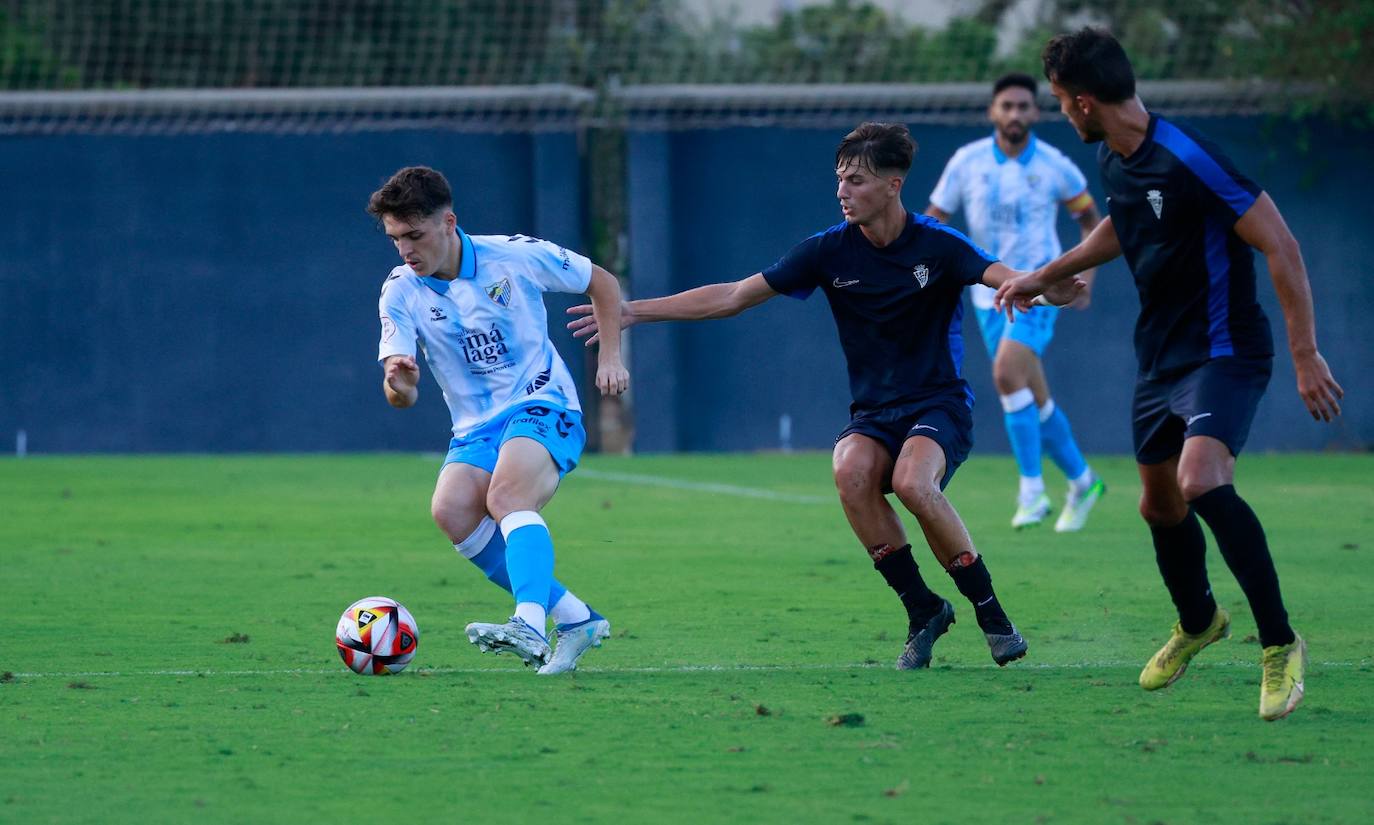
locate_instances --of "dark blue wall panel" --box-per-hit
[2,117,1368,456]
[625,119,1372,455]
[0,130,586,453]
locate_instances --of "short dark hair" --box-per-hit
[1042,27,1136,103]
[835,122,916,176]
[367,166,453,222]
[993,72,1037,99]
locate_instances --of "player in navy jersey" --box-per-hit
[995,29,1344,720]
[570,123,1086,670]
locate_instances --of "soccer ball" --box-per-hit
[335,596,419,675]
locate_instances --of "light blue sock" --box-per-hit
[460,522,567,606]
[1001,389,1042,482]
[501,511,555,629]
[1039,400,1089,482]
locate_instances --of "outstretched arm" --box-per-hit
[994,216,1121,319]
[567,273,780,345]
[980,263,1085,309]
[584,264,629,396]
[1234,193,1343,421]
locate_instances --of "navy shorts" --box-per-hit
[838,396,974,490]
[1132,357,1272,464]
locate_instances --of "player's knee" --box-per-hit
[432,501,484,544]
[992,360,1028,396]
[484,484,529,524]
[1138,494,1186,527]
[892,475,940,518]
[833,459,883,503]
[1179,476,1223,503]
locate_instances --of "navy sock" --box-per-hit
[870,544,943,625]
[1191,485,1294,648]
[1150,509,1217,635]
[946,554,1013,634]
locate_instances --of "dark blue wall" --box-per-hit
[626,118,1373,455]
[0,130,587,452]
[2,117,1368,455]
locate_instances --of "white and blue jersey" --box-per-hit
[929,133,1089,310]
[377,229,591,439]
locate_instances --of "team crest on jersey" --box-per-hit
[1147,189,1163,219]
[485,278,512,308]
[913,264,929,288]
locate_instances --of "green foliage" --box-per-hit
[0,0,1370,122]
[0,7,79,89]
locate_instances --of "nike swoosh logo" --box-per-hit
[911,424,939,433]
[1186,413,1212,427]
[832,278,860,288]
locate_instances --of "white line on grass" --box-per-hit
[12,660,1367,679]
[573,468,830,504]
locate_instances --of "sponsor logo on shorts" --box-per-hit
[911,424,939,433]
[1186,412,1212,427]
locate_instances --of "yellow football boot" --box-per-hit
[1259,634,1307,721]
[1139,606,1230,690]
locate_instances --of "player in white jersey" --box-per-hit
[926,73,1106,532]
[369,166,628,674]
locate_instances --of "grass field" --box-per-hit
[3,452,1372,824]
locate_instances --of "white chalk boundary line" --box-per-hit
[573,468,830,504]
[10,660,1366,679]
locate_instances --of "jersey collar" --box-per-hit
[417,226,477,296]
[991,132,1037,166]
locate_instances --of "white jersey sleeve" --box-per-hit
[1051,150,1089,201]
[505,234,593,294]
[377,270,418,362]
[928,149,967,215]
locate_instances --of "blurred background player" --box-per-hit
[926,72,1105,532]
[370,166,629,674]
[997,29,1344,720]
[571,123,1086,670]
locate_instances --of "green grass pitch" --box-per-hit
[3,452,1372,823]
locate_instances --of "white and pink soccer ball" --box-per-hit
[335,596,419,675]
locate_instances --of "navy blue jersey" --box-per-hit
[762,212,996,410]
[1099,114,1273,378]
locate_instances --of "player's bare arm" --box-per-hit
[585,264,630,396]
[923,205,951,223]
[1233,193,1344,421]
[1065,192,1102,309]
[566,273,780,344]
[382,354,419,408]
[994,215,1121,319]
[980,262,1086,311]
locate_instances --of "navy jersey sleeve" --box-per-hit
[762,232,827,299]
[1155,119,1262,227]
[927,222,998,286]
